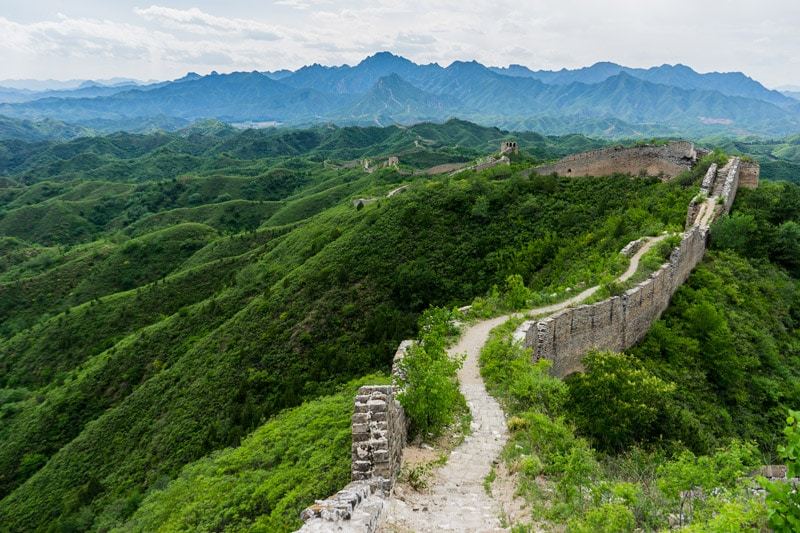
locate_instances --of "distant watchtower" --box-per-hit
[500,141,518,155]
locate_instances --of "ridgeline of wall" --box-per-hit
[298,146,757,530]
[517,157,745,378]
[532,141,697,180]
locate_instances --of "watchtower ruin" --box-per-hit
[500,141,518,155]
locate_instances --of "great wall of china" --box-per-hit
[531,141,697,179]
[298,142,760,532]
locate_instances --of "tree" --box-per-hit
[397,308,464,438]
[567,351,676,451]
[762,411,800,532]
[773,221,800,275]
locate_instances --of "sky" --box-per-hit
[1,0,799,88]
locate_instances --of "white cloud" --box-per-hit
[133,5,282,40]
[0,1,798,86]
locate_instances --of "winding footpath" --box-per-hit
[379,235,668,532]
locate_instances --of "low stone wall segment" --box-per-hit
[532,141,697,180]
[298,343,411,532]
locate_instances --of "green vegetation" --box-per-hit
[119,375,388,532]
[397,308,465,438]
[762,412,800,531]
[705,135,800,182]
[0,121,691,530]
[479,180,800,530]
[2,118,796,531]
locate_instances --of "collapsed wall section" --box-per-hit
[532,141,697,180]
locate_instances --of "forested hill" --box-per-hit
[0,119,602,187]
[0,121,799,531]
[0,121,675,529]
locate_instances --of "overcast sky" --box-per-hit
[2,0,799,88]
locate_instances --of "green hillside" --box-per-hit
[702,134,800,182]
[0,121,694,531]
[0,121,797,531]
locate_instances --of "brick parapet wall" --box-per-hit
[520,224,708,378]
[532,141,697,180]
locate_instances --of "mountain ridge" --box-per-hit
[1,53,798,138]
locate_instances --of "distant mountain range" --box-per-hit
[1,53,799,138]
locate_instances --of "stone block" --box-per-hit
[351,413,369,424]
[353,461,372,473]
[366,399,387,412]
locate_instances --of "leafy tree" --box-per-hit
[773,221,800,274]
[657,441,759,527]
[397,308,465,438]
[762,411,800,532]
[567,351,676,451]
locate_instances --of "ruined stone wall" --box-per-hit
[520,225,707,377]
[700,163,719,195]
[532,141,697,180]
[517,155,753,378]
[351,385,406,491]
[686,163,719,227]
[739,160,760,189]
[299,342,411,531]
[720,158,741,213]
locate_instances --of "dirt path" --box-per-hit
[380,234,667,532]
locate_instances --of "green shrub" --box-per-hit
[567,502,635,533]
[397,308,465,438]
[566,351,676,451]
[762,411,800,531]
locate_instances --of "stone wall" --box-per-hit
[700,163,719,195]
[298,342,411,532]
[739,160,760,189]
[519,225,707,377]
[351,385,407,492]
[720,158,741,213]
[517,157,749,378]
[532,141,697,180]
[685,163,718,227]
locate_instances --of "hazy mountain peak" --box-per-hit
[358,51,414,68]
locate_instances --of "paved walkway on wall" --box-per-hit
[379,235,667,532]
[696,196,718,229]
